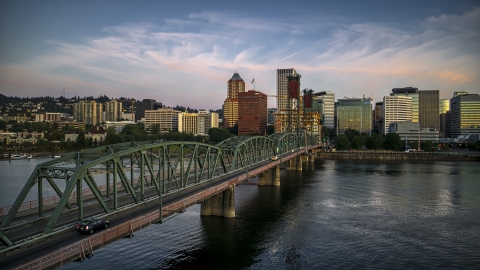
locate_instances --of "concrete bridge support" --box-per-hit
[258,165,280,186]
[295,156,303,171]
[287,156,303,171]
[200,187,235,218]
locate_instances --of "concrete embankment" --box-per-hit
[314,151,480,161]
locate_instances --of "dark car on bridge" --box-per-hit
[76,218,109,234]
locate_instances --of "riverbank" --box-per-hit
[314,150,480,161]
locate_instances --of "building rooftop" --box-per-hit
[229,71,243,82]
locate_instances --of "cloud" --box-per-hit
[0,6,479,109]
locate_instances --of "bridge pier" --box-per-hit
[287,156,303,171]
[200,187,235,218]
[258,165,280,186]
[303,154,315,164]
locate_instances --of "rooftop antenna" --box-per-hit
[63,87,65,98]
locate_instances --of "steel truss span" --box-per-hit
[0,133,313,247]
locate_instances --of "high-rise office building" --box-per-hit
[267,108,277,125]
[374,102,384,134]
[135,99,163,122]
[238,90,268,135]
[223,71,245,128]
[73,100,102,125]
[105,100,123,122]
[197,111,219,136]
[144,108,180,133]
[391,87,418,123]
[439,99,450,114]
[335,97,372,134]
[178,112,198,135]
[314,91,335,129]
[449,92,480,137]
[383,96,412,135]
[418,90,439,130]
[276,68,298,111]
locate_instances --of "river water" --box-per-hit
[1,159,480,269]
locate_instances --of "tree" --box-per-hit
[75,130,85,147]
[383,133,401,150]
[149,123,160,135]
[351,136,364,150]
[208,128,233,143]
[321,127,335,140]
[475,140,480,151]
[228,124,238,136]
[421,141,434,151]
[105,126,123,145]
[335,134,350,150]
[366,132,384,150]
[50,129,65,141]
[266,125,275,135]
[84,137,93,148]
[65,139,73,150]
[344,129,360,142]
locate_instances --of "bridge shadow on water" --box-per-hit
[155,165,319,270]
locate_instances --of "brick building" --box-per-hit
[238,90,267,135]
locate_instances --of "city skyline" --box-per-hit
[1,1,479,110]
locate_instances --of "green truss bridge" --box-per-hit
[0,133,320,269]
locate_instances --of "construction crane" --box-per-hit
[118,98,136,121]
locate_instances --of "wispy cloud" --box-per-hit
[0,7,479,108]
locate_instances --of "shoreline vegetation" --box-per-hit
[314,150,480,161]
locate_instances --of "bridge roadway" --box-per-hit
[0,149,307,269]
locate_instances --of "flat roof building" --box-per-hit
[144,108,180,133]
[238,90,268,135]
[449,93,480,137]
[383,95,412,135]
[335,97,372,134]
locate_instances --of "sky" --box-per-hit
[1,0,479,110]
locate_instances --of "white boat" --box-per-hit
[11,154,24,160]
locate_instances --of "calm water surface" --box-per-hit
[1,159,480,269]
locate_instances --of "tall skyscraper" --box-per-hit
[374,101,384,134]
[197,111,219,136]
[73,100,102,125]
[267,108,277,125]
[238,90,267,135]
[391,87,418,123]
[439,99,450,114]
[418,90,439,130]
[105,99,123,121]
[276,68,297,111]
[314,91,335,129]
[449,92,480,137]
[223,71,245,127]
[383,96,412,135]
[439,98,450,138]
